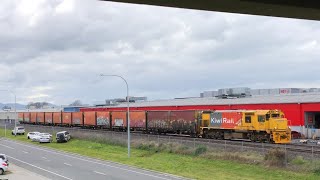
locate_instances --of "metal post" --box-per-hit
[100,74,130,158]
[127,81,130,158]
[14,94,16,137]
[285,144,287,167]
[5,124,6,137]
[312,146,314,162]
[241,141,244,151]
[225,140,227,150]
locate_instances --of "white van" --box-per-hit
[12,126,25,135]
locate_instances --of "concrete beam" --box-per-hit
[102,0,320,21]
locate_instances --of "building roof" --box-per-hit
[97,93,320,108]
[15,108,62,112]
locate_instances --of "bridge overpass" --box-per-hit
[103,0,320,21]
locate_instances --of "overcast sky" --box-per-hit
[1,0,320,105]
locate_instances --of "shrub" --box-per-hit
[264,148,286,167]
[314,168,320,175]
[194,145,207,156]
[137,142,156,151]
[291,156,306,165]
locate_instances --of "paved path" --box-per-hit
[1,163,50,180]
[0,139,185,180]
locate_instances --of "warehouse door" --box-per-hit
[315,113,320,129]
[305,112,320,129]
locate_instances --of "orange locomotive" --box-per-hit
[199,110,291,143]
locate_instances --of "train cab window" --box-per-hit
[266,114,270,121]
[258,115,265,122]
[271,114,280,118]
[245,116,251,123]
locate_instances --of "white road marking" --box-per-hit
[8,155,73,180]
[0,144,14,149]
[64,163,72,166]
[94,171,106,176]
[3,139,182,180]
[42,157,51,162]
[22,151,29,154]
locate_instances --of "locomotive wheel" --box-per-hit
[250,135,257,142]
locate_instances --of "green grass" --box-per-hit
[0,128,319,180]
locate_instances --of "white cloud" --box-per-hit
[55,0,74,14]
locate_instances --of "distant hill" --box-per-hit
[0,103,58,110]
[0,103,26,110]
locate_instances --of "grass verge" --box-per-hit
[0,128,319,180]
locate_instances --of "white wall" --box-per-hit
[291,126,320,139]
[0,112,18,120]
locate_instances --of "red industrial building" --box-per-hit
[81,93,320,136]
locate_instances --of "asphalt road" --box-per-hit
[0,139,185,180]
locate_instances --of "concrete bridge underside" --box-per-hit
[103,0,320,21]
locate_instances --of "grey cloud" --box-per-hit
[1,0,320,105]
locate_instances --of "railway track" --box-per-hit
[5,123,320,155]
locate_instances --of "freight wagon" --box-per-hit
[45,112,53,125]
[36,112,45,124]
[147,110,197,136]
[30,112,37,124]
[23,112,30,123]
[53,112,62,125]
[72,112,83,127]
[19,109,291,143]
[18,113,24,122]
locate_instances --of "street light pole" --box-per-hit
[0,89,17,137]
[100,74,130,158]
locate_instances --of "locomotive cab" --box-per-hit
[266,110,291,143]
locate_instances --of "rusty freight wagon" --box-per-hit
[72,112,83,126]
[83,111,96,128]
[111,111,127,131]
[23,112,30,123]
[147,110,198,135]
[36,112,45,124]
[30,112,37,124]
[110,111,146,131]
[96,111,111,129]
[45,112,53,125]
[53,112,62,125]
[146,111,170,134]
[129,111,146,131]
[18,113,24,123]
[170,110,198,136]
[62,112,72,126]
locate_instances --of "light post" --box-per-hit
[100,74,130,158]
[0,89,17,137]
